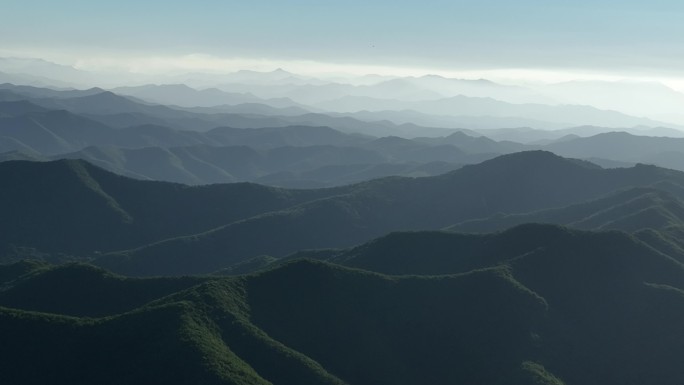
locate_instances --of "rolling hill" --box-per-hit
[5,151,684,276]
[545,132,684,171]
[5,225,684,384]
[0,84,466,137]
[0,159,343,258]
[94,151,684,276]
[8,46,684,385]
[315,94,673,129]
[447,186,684,234]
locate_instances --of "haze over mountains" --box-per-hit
[6,54,684,385]
[8,0,684,381]
[3,66,684,188]
[4,57,684,125]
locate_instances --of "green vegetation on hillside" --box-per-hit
[4,223,684,384]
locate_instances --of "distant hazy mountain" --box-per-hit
[34,144,451,186]
[394,75,555,104]
[218,74,552,105]
[3,84,463,137]
[12,82,672,136]
[332,108,566,131]
[545,132,684,170]
[327,73,399,85]
[0,71,76,88]
[206,124,369,148]
[0,83,107,99]
[0,86,205,122]
[315,95,674,129]
[113,83,262,106]
[2,85,311,131]
[347,78,447,100]
[652,113,684,126]
[470,125,684,143]
[217,80,441,105]
[0,58,88,85]
[0,102,221,154]
[178,102,312,116]
[0,108,125,154]
[112,83,313,110]
[0,97,494,166]
[218,68,326,86]
[192,112,456,138]
[0,125,494,187]
[360,136,461,162]
[540,80,684,122]
[0,99,49,116]
[413,131,529,154]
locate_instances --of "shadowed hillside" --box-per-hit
[0,159,343,257]
[0,259,546,385]
[5,151,684,275]
[96,151,684,276]
[4,225,684,384]
[448,187,684,234]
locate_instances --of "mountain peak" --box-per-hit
[441,151,604,186]
[478,150,597,169]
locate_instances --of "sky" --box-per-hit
[2,0,684,86]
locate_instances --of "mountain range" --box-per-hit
[5,222,684,384]
[4,149,684,384]
[4,151,684,277]
[5,84,684,190]
[6,62,684,385]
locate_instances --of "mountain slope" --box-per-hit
[0,260,547,385]
[0,263,205,317]
[97,151,684,275]
[6,225,684,385]
[0,159,343,257]
[0,101,220,154]
[546,131,684,165]
[321,225,684,385]
[448,187,684,234]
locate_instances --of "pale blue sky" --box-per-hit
[2,0,684,76]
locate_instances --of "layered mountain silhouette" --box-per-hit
[5,224,684,384]
[545,131,684,171]
[0,84,464,136]
[448,186,684,234]
[3,151,682,275]
[112,83,311,111]
[315,94,671,128]
[0,158,346,257]
[7,59,684,385]
[0,118,486,187]
[5,83,684,186]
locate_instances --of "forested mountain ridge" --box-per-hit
[3,150,684,275]
[5,223,684,384]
